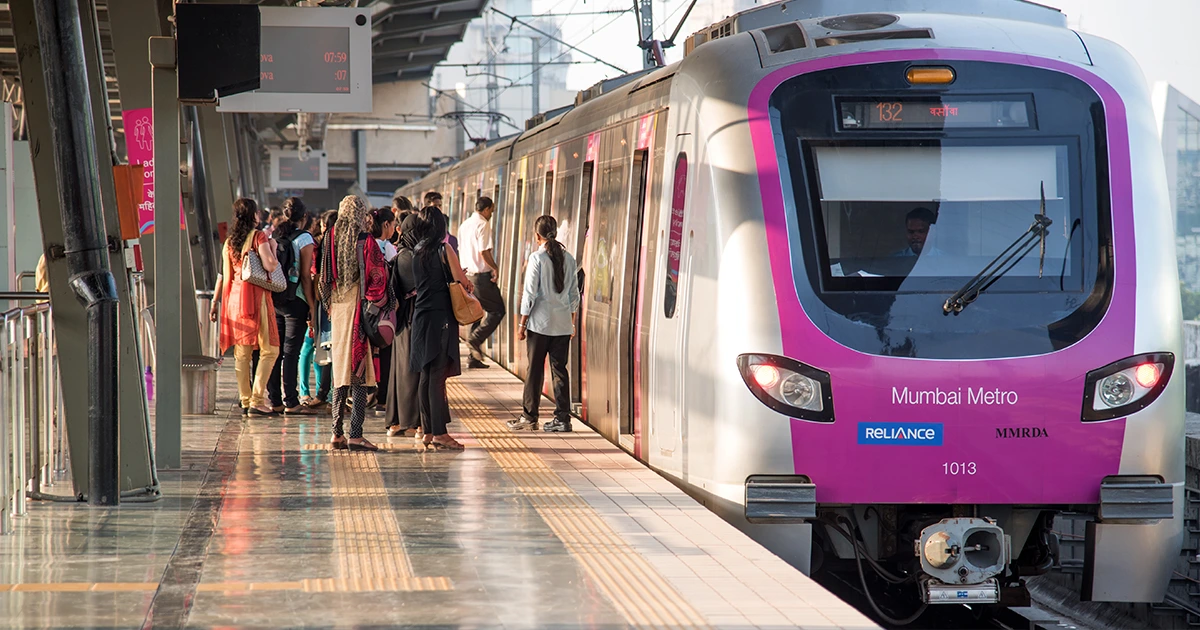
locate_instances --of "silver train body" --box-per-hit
[402,0,1183,607]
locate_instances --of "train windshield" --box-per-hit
[772,61,1112,359]
[812,143,1075,295]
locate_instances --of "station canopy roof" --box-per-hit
[367,0,487,83]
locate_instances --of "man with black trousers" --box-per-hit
[458,196,503,369]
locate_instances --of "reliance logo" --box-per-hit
[858,422,944,446]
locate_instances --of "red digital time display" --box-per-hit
[258,26,351,94]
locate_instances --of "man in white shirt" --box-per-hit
[459,197,504,368]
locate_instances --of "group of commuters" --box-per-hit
[207,187,581,451]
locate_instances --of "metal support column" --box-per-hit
[29,0,120,505]
[11,0,156,499]
[355,130,367,191]
[639,0,655,69]
[150,36,181,470]
[78,0,155,495]
[531,37,541,117]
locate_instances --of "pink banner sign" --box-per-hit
[122,108,155,234]
[122,107,185,235]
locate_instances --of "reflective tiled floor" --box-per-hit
[0,358,876,630]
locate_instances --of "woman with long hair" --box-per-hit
[318,195,394,451]
[299,209,335,407]
[409,206,473,450]
[383,212,424,437]
[209,197,282,416]
[508,215,580,433]
[369,207,398,413]
[267,197,317,414]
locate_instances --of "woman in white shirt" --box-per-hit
[508,215,580,433]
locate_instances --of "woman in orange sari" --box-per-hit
[210,197,281,416]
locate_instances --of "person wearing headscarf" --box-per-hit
[318,195,394,451]
[382,212,424,437]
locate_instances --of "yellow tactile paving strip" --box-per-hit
[325,450,452,591]
[447,380,713,630]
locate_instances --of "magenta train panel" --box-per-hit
[747,49,1135,505]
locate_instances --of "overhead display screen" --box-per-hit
[259,26,350,94]
[270,149,328,190]
[838,97,1034,131]
[218,7,371,113]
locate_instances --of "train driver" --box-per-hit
[893,206,943,257]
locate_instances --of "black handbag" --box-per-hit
[357,240,396,348]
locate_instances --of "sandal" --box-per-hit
[249,405,277,416]
[430,435,464,450]
[303,398,329,409]
[347,438,379,452]
[330,436,348,450]
[387,425,416,438]
[284,405,316,415]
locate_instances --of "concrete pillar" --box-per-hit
[10,0,156,497]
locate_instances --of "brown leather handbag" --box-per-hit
[441,246,484,325]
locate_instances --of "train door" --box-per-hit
[654,147,690,458]
[633,118,667,459]
[573,160,595,410]
[505,176,525,368]
[582,130,629,441]
[617,149,650,448]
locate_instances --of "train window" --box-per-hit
[664,153,687,318]
[543,171,554,215]
[579,162,595,259]
[809,143,1076,290]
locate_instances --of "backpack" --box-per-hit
[272,230,304,306]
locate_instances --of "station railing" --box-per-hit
[0,293,67,535]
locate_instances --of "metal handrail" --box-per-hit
[0,301,66,534]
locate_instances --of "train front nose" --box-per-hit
[915,518,1009,604]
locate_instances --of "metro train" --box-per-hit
[401,0,1184,617]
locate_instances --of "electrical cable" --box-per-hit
[822,516,910,585]
[852,537,929,627]
[482,9,632,113]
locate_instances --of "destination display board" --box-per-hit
[270,149,328,190]
[838,97,1034,131]
[218,7,371,113]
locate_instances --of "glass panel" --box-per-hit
[810,143,1073,287]
[665,153,687,318]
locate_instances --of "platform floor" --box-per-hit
[0,354,877,629]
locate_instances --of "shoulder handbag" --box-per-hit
[358,240,397,348]
[239,230,287,292]
[441,246,484,325]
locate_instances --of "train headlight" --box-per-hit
[1082,353,1174,422]
[737,354,834,422]
[781,373,819,409]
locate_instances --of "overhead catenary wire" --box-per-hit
[481,8,633,115]
[491,6,629,75]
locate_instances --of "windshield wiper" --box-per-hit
[943,184,1053,315]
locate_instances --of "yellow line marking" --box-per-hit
[447,380,712,630]
[302,443,413,451]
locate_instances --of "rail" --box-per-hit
[0,300,67,534]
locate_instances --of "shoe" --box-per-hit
[303,398,329,410]
[284,405,315,415]
[467,358,489,369]
[347,438,379,452]
[429,435,464,450]
[330,436,348,450]
[543,419,572,433]
[506,417,538,431]
[271,405,285,413]
[240,406,249,417]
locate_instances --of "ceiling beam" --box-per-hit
[371,34,461,58]
[372,10,480,42]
